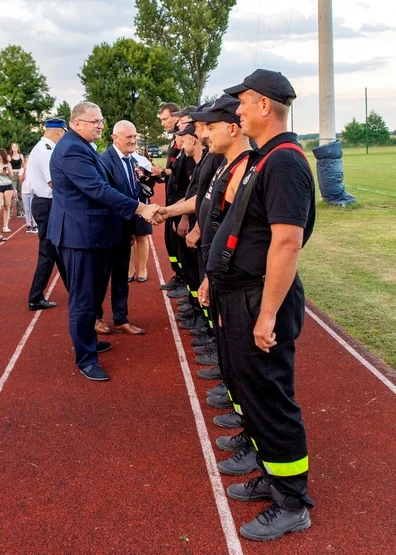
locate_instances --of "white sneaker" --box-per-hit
[31,226,38,233]
[26,226,32,233]
[2,226,11,233]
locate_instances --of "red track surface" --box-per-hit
[1,192,396,555]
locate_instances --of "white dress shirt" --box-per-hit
[25,137,56,198]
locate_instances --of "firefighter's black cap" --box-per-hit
[224,69,296,106]
[189,95,240,126]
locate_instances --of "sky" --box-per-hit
[1,0,395,135]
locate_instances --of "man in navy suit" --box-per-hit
[48,102,160,381]
[97,120,145,336]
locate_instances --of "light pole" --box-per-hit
[318,0,336,145]
[313,0,356,205]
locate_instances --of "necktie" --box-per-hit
[122,156,136,197]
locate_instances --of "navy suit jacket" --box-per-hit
[48,130,139,249]
[101,146,140,200]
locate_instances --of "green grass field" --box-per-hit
[156,146,396,369]
[301,146,396,368]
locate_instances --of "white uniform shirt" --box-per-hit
[25,137,55,198]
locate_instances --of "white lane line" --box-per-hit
[0,273,60,393]
[0,223,26,246]
[350,186,396,198]
[149,237,244,555]
[305,307,396,395]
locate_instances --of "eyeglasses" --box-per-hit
[78,118,105,127]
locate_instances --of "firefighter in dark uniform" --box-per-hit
[203,69,316,542]
[156,104,224,373]
[152,103,183,293]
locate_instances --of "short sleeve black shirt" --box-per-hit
[206,132,316,276]
[167,150,196,205]
[196,152,224,222]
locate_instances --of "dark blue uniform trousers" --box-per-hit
[57,247,108,369]
[29,197,67,303]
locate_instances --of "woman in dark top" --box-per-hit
[8,142,24,217]
[128,152,154,283]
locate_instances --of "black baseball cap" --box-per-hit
[172,105,198,118]
[189,95,241,126]
[224,69,296,106]
[175,122,197,137]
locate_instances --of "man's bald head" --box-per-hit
[112,120,137,155]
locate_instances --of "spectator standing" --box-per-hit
[128,150,154,282]
[20,155,38,233]
[0,148,15,233]
[8,142,24,218]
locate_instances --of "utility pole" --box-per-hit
[318,0,336,145]
[365,87,369,154]
[313,0,356,205]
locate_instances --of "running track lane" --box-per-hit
[1,194,395,554]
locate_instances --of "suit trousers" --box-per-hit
[58,246,107,369]
[29,197,67,304]
[211,272,310,501]
[97,237,131,325]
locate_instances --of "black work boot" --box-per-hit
[217,444,260,475]
[195,348,218,365]
[215,429,249,452]
[227,474,272,502]
[194,339,217,355]
[207,393,233,409]
[197,365,222,380]
[191,333,213,347]
[213,410,244,429]
[179,314,206,330]
[239,485,311,542]
[160,275,181,290]
[167,284,189,298]
[206,381,226,397]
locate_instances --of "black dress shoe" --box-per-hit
[28,299,57,311]
[97,341,112,353]
[79,364,109,381]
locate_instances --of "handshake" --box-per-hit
[136,204,171,225]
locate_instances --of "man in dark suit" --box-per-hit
[48,102,160,381]
[97,120,145,336]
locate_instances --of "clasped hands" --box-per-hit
[137,204,168,225]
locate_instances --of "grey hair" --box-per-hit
[70,102,100,123]
[113,120,135,134]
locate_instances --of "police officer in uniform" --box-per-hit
[204,70,315,541]
[27,117,68,311]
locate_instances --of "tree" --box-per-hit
[341,117,365,146]
[79,38,182,144]
[135,0,237,104]
[366,110,390,145]
[0,45,54,125]
[56,100,71,124]
[0,114,40,153]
